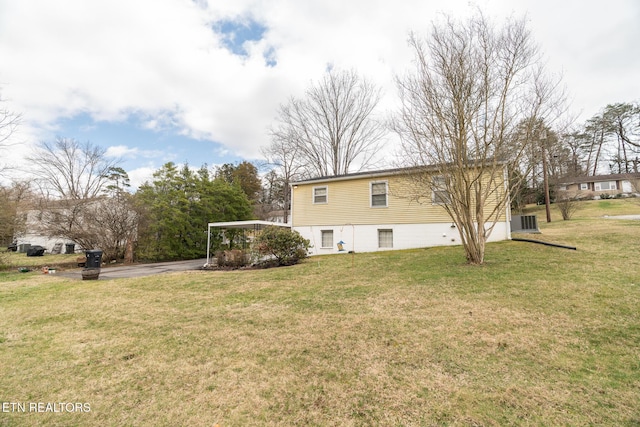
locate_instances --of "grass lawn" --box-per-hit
[0,252,79,272]
[1,199,639,426]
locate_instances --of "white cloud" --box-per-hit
[0,0,638,174]
[105,145,139,158]
[126,166,156,190]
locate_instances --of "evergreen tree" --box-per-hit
[215,161,262,202]
[135,163,253,261]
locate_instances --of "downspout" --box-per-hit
[289,183,295,226]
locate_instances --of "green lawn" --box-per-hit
[0,252,79,272]
[1,199,639,426]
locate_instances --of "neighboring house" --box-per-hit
[556,173,640,198]
[290,166,511,255]
[14,209,78,253]
[14,195,136,255]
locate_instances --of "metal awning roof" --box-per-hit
[207,220,290,230]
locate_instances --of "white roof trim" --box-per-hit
[207,220,290,229]
[291,162,508,186]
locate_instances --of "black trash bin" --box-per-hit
[65,243,75,254]
[82,250,103,280]
[85,250,103,268]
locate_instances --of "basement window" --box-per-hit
[378,229,393,248]
[321,230,333,248]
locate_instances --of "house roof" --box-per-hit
[557,173,640,185]
[291,161,508,186]
[291,167,417,186]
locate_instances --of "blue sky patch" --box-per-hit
[213,18,267,57]
[49,113,244,183]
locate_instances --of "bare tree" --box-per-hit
[582,113,609,175]
[602,102,640,173]
[0,180,31,246]
[0,93,22,176]
[572,103,640,176]
[28,137,118,199]
[261,127,307,223]
[271,69,386,178]
[393,13,564,264]
[86,173,139,261]
[27,138,132,257]
[561,130,589,178]
[556,191,580,220]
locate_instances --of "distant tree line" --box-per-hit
[2,87,636,265]
[508,102,640,208]
[565,102,640,176]
[1,138,257,261]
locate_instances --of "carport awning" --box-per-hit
[207,220,290,230]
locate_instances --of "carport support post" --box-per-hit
[206,224,211,266]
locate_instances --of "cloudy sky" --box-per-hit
[1,0,638,188]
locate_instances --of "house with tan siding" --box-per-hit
[290,166,511,255]
[556,173,640,199]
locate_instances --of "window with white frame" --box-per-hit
[580,183,589,190]
[370,181,388,207]
[313,186,328,204]
[378,229,393,248]
[594,181,616,191]
[321,230,333,248]
[432,175,450,204]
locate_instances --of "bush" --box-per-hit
[215,250,248,268]
[556,192,580,220]
[252,226,311,267]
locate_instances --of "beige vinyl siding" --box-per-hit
[293,174,452,227]
[475,170,509,221]
[292,169,508,227]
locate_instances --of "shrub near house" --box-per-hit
[252,226,310,267]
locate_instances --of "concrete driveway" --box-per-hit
[604,215,640,220]
[59,258,208,280]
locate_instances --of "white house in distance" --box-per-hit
[13,209,78,254]
[290,166,512,255]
